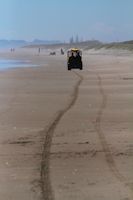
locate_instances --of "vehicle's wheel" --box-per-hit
[68,64,71,70]
[80,65,83,70]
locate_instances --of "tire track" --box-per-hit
[95,75,133,199]
[40,71,83,200]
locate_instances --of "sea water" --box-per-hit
[0,59,37,70]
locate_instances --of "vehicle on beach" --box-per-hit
[67,48,83,70]
[49,51,56,55]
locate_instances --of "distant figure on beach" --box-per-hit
[61,48,64,55]
[38,48,40,54]
[10,48,15,52]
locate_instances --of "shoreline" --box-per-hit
[0,58,39,71]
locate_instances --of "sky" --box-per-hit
[0,0,133,42]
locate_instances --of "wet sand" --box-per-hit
[0,48,133,200]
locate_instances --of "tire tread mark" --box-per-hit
[40,71,83,200]
[95,75,133,199]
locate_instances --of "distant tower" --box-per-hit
[75,35,79,43]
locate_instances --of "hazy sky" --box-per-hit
[0,0,133,42]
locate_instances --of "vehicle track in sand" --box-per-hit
[40,71,83,200]
[95,75,133,199]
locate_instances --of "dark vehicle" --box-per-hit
[49,51,56,55]
[67,48,83,70]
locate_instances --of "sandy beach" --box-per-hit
[0,48,133,200]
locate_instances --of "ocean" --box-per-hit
[0,59,37,70]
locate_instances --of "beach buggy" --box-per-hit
[67,48,83,70]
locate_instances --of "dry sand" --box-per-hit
[0,48,133,200]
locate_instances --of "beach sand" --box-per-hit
[0,48,133,200]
